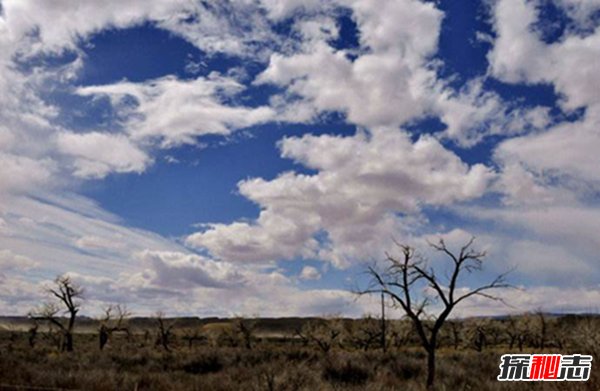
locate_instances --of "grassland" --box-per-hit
[0,315,597,390]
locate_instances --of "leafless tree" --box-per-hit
[29,275,83,352]
[352,316,384,351]
[233,317,258,350]
[446,320,463,350]
[296,319,344,354]
[388,319,415,348]
[570,316,600,357]
[505,315,531,351]
[155,312,176,351]
[98,304,131,350]
[358,237,511,389]
[466,320,488,352]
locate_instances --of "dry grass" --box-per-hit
[0,316,597,390]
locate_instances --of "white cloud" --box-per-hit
[255,0,443,127]
[299,265,322,280]
[1,0,282,59]
[489,0,600,111]
[434,79,551,146]
[56,131,151,179]
[187,128,494,266]
[0,153,56,194]
[255,0,549,146]
[0,0,597,318]
[132,250,246,289]
[77,75,275,148]
[495,110,600,186]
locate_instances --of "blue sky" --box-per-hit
[0,0,599,317]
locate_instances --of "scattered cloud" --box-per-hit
[0,0,597,317]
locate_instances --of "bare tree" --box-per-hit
[446,320,463,350]
[358,237,511,389]
[295,318,344,354]
[505,315,531,351]
[233,317,258,350]
[388,319,415,348]
[466,319,488,352]
[352,316,384,351]
[29,275,83,352]
[98,304,131,350]
[155,312,176,351]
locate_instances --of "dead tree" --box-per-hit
[98,304,131,350]
[446,320,462,350]
[389,320,415,348]
[155,312,176,351]
[358,237,511,389]
[29,275,83,352]
[506,316,530,351]
[296,319,343,354]
[352,316,383,351]
[234,318,257,350]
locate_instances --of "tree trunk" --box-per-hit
[63,332,73,352]
[426,346,436,389]
[99,326,109,350]
[381,292,386,352]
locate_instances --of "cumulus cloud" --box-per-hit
[489,0,600,111]
[255,0,550,145]
[255,0,443,127]
[187,128,495,266]
[489,0,600,201]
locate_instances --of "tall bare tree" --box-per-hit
[155,312,176,351]
[358,237,511,389]
[29,275,83,352]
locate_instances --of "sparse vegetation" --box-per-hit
[0,314,598,390]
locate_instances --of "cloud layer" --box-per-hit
[0,0,598,317]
